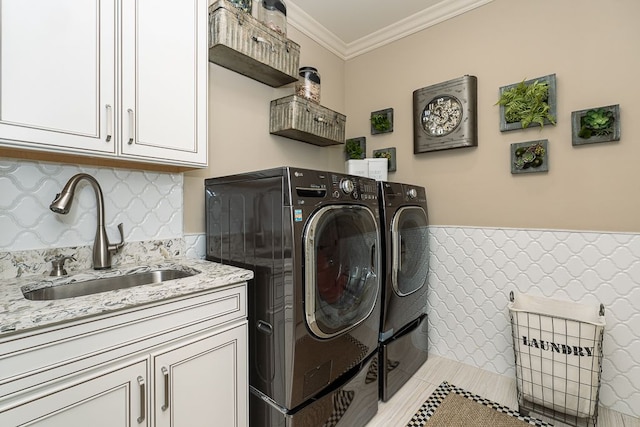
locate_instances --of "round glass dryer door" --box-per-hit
[392,206,429,296]
[304,205,380,339]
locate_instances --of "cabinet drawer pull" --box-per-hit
[127,108,135,144]
[314,117,326,123]
[105,104,113,142]
[161,366,170,411]
[137,376,146,423]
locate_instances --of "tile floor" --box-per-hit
[366,355,640,427]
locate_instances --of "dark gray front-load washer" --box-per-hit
[378,181,430,401]
[205,167,381,427]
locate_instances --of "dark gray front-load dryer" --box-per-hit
[378,181,430,402]
[205,167,381,427]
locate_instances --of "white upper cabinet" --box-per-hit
[0,0,116,154]
[120,0,208,166]
[0,0,207,167]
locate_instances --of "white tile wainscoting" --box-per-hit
[428,226,640,418]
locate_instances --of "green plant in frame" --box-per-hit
[578,108,614,139]
[345,138,365,159]
[371,114,391,132]
[511,139,548,174]
[374,151,391,161]
[373,147,396,171]
[496,78,556,129]
[514,142,545,170]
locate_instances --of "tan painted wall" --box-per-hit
[187,0,640,234]
[345,0,640,232]
[184,26,346,233]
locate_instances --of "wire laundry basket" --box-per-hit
[508,291,605,427]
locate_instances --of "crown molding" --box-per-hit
[288,0,493,61]
[287,1,348,59]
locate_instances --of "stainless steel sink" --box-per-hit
[22,269,197,301]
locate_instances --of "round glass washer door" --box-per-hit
[391,206,429,296]
[304,205,380,339]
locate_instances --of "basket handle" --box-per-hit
[599,303,605,316]
[251,35,275,52]
[509,290,514,302]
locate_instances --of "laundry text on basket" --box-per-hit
[521,336,594,357]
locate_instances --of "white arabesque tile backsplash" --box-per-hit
[0,159,183,250]
[1,160,638,419]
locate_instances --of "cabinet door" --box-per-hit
[0,360,148,427]
[0,0,116,154]
[120,0,208,166]
[153,323,248,427]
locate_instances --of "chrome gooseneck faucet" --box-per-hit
[50,173,125,270]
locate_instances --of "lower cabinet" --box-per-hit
[153,324,247,427]
[0,285,248,426]
[0,360,149,426]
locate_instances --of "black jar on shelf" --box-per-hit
[228,0,252,13]
[295,66,321,103]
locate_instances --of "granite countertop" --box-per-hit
[0,259,253,336]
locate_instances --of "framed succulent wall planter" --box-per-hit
[345,137,366,160]
[413,75,478,153]
[571,104,620,146]
[497,74,557,131]
[373,147,397,172]
[370,108,393,134]
[511,139,548,174]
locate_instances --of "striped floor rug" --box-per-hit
[407,381,553,426]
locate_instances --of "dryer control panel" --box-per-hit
[380,182,427,207]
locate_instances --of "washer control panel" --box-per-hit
[290,169,378,205]
[330,174,378,201]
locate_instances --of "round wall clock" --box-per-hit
[413,75,478,153]
[422,95,463,137]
